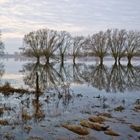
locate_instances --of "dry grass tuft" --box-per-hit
[130,124,140,132]
[22,112,32,121]
[27,136,44,140]
[24,125,32,133]
[62,124,89,135]
[0,119,9,125]
[134,105,140,112]
[104,129,120,136]
[0,108,4,115]
[88,115,105,124]
[80,120,109,131]
[98,112,112,118]
[0,82,31,95]
[114,106,125,112]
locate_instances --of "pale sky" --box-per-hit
[0,0,140,53]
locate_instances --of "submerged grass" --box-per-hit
[114,106,125,112]
[22,111,32,121]
[27,136,44,140]
[130,124,140,132]
[24,125,32,133]
[0,119,9,125]
[0,108,4,115]
[0,82,32,95]
[88,115,106,124]
[80,120,109,131]
[104,129,120,136]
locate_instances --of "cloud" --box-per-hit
[0,0,9,4]
[0,0,140,52]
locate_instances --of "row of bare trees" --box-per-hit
[84,29,140,64]
[22,28,140,64]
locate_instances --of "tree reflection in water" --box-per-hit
[0,60,139,139]
[109,63,126,93]
[21,61,75,121]
[20,61,140,122]
[0,62,4,81]
[82,63,140,93]
[82,63,109,91]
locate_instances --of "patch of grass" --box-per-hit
[134,105,140,111]
[130,124,140,132]
[0,82,32,95]
[0,108,4,115]
[0,119,9,125]
[88,115,106,124]
[114,106,125,112]
[22,112,32,121]
[24,125,32,133]
[34,110,45,120]
[104,129,120,136]
[80,120,109,131]
[27,136,44,140]
[98,112,112,118]
[62,124,89,135]
[4,133,15,140]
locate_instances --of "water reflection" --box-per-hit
[19,61,140,123]
[19,61,140,124]
[0,62,5,83]
[82,64,109,91]
[81,63,140,93]
[21,61,75,121]
[22,61,140,94]
[0,60,140,140]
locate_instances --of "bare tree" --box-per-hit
[39,29,62,63]
[90,30,109,64]
[82,36,93,56]
[126,30,140,65]
[23,28,63,63]
[108,29,126,64]
[23,31,44,62]
[58,31,71,65]
[72,36,85,64]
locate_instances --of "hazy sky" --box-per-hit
[0,0,140,53]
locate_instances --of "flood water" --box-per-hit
[0,58,140,140]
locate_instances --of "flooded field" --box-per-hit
[0,58,140,140]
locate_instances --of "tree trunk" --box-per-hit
[118,57,121,63]
[99,57,103,65]
[61,54,64,66]
[46,57,49,63]
[114,57,118,64]
[127,56,132,65]
[36,72,39,101]
[73,56,76,64]
[37,57,40,63]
